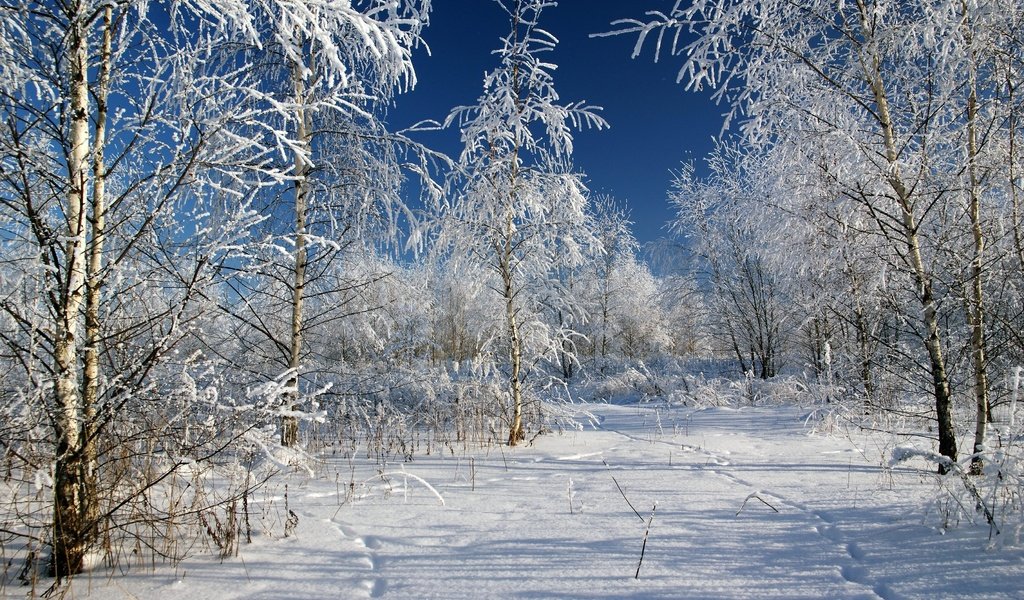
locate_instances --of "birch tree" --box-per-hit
[943,1,1017,474]
[440,0,606,445]
[618,0,1024,471]
[581,195,638,373]
[0,0,274,576]
[197,0,431,447]
[671,150,795,380]
[0,0,433,577]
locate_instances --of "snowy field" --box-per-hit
[48,402,1024,599]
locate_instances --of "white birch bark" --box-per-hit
[282,45,311,448]
[51,0,94,577]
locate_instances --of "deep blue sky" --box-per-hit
[388,0,726,245]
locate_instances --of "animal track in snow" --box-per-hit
[841,564,870,584]
[599,405,889,599]
[357,576,387,598]
[816,524,842,543]
[355,536,383,550]
[332,520,389,598]
[809,513,886,600]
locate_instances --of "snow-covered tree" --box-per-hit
[438,0,606,445]
[607,257,674,361]
[203,0,433,446]
[573,196,672,369]
[0,0,274,575]
[579,196,637,372]
[670,148,797,380]
[620,0,1024,470]
[0,0,432,577]
[426,260,496,366]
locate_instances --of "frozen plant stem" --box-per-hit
[611,475,644,522]
[736,492,780,516]
[635,504,656,580]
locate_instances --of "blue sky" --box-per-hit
[388,0,726,245]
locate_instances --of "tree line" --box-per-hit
[0,0,693,580]
[616,0,1024,477]
[4,0,1023,584]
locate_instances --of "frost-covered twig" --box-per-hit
[736,491,780,516]
[368,468,445,506]
[890,446,998,535]
[635,504,656,580]
[610,474,644,522]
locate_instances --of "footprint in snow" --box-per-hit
[873,582,903,600]
[332,522,359,538]
[355,553,384,570]
[355,536,383,550]
[816,524,842,543]
[355,555,375,569]
[841,564,870,585]
[356,576,388,598]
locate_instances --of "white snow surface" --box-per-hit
[56,403,1024,599]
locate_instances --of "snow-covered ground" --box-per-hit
[51,403,1024,599]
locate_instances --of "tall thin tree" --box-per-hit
[441,0,605,445]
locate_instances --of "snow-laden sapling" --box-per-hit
[437,0,606,446]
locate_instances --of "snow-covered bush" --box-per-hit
[890,437,1024,545]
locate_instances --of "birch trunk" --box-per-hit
[51,2,96,577]
[504,264,525,446]
[858,0,957,471]
[282,49,311,448]
[1009,81,1024,272]
[502,208,525,446]
[504,45,526,446]
[961,8,989,475]
[69,4,113,573]
[1009,67,1024,272]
